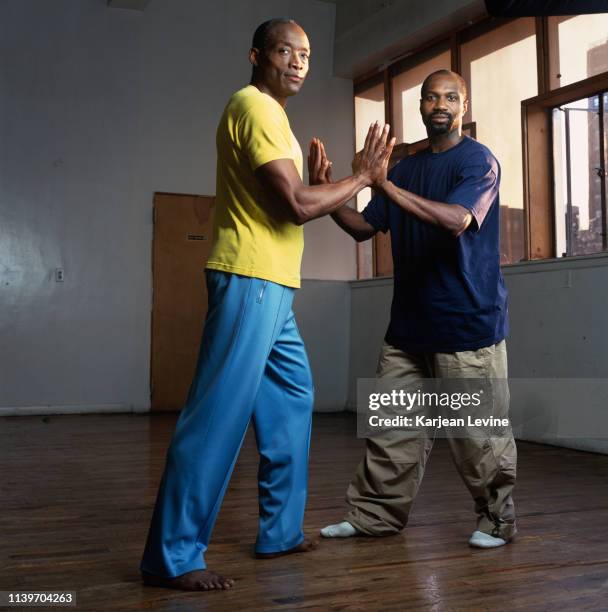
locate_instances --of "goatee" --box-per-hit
[425,113,454,135]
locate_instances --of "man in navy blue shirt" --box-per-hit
[312,70,517,548]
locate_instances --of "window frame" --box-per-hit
[522,71,608,259]
[352,14,608,278]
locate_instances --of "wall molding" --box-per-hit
[0,404,149,417]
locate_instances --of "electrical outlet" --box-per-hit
[55,268,65,282]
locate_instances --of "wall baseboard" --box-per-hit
[0,404,149,416]
[518,436,608,455]
[313,404,350,413]
[0,404,350,416]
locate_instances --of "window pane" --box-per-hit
[391,51,451,144]
[461,19,537,264]
[354,82,385,278]
[605,93,608,249]
[553,94,606,257]
[355,82,385,214]
[549,15,608,90]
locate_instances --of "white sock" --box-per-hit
[320,521,358,538]
[468,530,507,548]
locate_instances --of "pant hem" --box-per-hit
[140,558,206,578]
[254,532,304,554]
[478,525,517,541]
[345,514,402,537]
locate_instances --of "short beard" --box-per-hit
[424,114,455,135]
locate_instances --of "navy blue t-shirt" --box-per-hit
[362,136,508,353]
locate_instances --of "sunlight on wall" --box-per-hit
[467,34,537,212]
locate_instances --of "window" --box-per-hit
[548,14,608,90]
[369,47,451,278]
[353,12,608,276]
[461,18,537,264]
[522,17,608,260]
[354,79,385,278]
[552,93,607,257]
[354,80,385,214]
[391,51,451,144]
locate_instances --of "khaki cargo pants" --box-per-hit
[346,340,517,540]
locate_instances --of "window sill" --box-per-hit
[502,252,608,274]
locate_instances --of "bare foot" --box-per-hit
[254,538,317,559]
[142,569,234,591]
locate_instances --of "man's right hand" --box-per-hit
[352,122,396,188]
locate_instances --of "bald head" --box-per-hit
[421,70,468,102]
[252,18,302,52]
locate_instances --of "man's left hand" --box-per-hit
[308,138,333,185]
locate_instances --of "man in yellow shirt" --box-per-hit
[141,18,394,591]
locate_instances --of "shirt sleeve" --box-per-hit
[362,192,389,233]
[238,99,294,171]
[445,152,500,231]
[361,164,402,233]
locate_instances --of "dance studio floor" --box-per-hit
[2,412,607,611]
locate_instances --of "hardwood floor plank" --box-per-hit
[1,412,607,610]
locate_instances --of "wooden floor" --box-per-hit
[2,412,607,611]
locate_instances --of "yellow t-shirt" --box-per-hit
[206,85,304,288]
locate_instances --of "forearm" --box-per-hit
[330,205,377,242]
[260,123,394,226]
[378,180,472,236]
[291,174,368,225]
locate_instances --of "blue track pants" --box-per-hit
[140,271,314,577]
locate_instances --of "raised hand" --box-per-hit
[308,138,333,185]
[352,122,396,189]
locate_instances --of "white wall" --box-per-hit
[348,277,392,402]
[504,255,608,454]
[345,258,608,454]
[294,280,351,412]
[0,0,355,414]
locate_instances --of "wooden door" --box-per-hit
[151,192,215,411]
